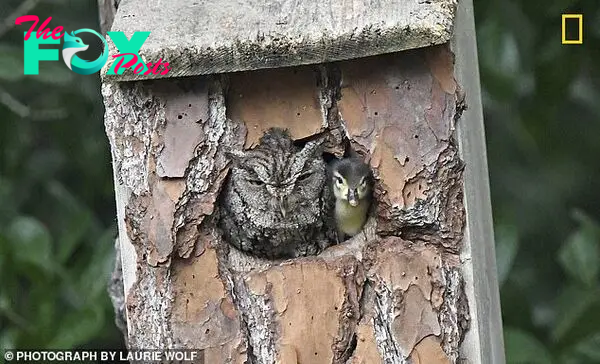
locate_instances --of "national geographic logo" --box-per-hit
[562,14,583,45]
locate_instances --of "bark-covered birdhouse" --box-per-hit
[101,0,504,362]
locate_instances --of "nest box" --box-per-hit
[101,0,504,362]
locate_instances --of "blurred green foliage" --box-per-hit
[0,0,598,362]
[475,0,600,362]
[0,0,120,351]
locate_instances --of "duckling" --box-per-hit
[330,157,373,240]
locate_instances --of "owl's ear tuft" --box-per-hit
[300,137,325,157]
[262,128,291,141]
[225,149,246,165]
[260,128,293,150]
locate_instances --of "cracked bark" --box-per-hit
[103,44,471,363]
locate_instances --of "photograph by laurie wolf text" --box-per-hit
[2,350,202,362]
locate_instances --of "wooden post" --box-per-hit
[453,1,505,362]
[101,0,504,362]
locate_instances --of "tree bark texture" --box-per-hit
[102,45,470,363]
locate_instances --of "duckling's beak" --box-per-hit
[348,189,359,207]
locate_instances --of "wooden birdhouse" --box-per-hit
[101,0,504,362]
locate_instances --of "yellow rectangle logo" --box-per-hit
[562,14,583,44]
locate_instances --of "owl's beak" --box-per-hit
[348,189,359,207]
[279,196,288,218]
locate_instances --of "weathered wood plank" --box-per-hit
[452,0,506,363]
[103,0,457,81]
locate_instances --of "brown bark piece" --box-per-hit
[366,237,444,307]
[409,336,451,364]
[402,177,429,208]
[227,66,326,148]
[349,320,384,364]
[171,245,247,362]
[126,177,186,267]
[393,285,441,351]
[363,237,446,356]
[145,179,186,265]
[155,83,208,178]
[425,45,457,95]
[123,174,185,268]
[244,257,363,364]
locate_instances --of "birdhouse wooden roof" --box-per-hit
[103,0,458,81]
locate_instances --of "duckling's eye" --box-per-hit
[334,176,343,186]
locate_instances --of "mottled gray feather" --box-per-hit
[220,128,335,259]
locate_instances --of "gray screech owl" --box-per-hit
[219,128,335,259]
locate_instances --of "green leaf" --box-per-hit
[47,307,104,349]
[57,211,92,262]
[559,331,600,364]
[46,181,95,263]
[6,216,53,271]
[551,284,600,343]
[34,62,74,86]
[0,328,18,350]
[28,286,58,343]
[558,211,600,287]
[0,290,30,333]
[0,44,24,82]
[0,234,6,273]
[0,177,17,222]
[77,228,116,303]
[572,332,600,361]
[26,150,65,183]
[505,327,554,364]
[495,224,519,286]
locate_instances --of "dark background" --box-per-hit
[1,0,599,362]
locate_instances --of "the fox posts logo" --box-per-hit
[61,29,108,74]
[16,15,171,76]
